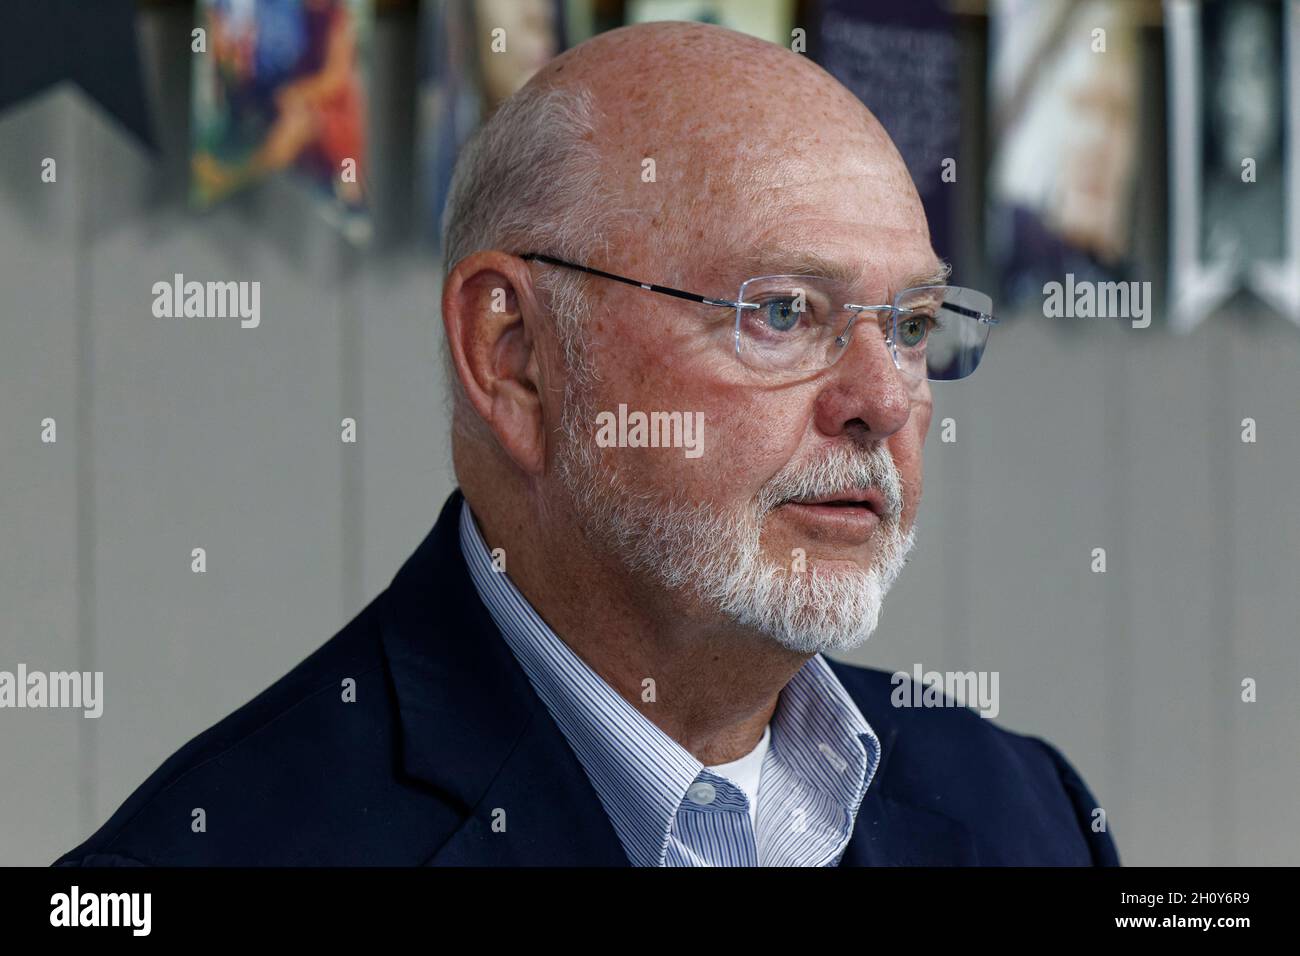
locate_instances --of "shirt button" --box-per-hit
[686,781,717,806]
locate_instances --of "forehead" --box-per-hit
[672,145,936,283]
[582,52,934,290]
[715,189,942,298]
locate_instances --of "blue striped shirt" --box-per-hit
[459,502,881,866]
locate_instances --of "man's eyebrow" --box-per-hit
[738,250,870,286]
[898,261,952,291]
[736,252,952,294]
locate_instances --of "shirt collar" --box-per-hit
[458,500,880,866]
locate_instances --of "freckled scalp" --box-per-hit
[513,22,925,280]
[529,21,890,167]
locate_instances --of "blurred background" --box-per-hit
[1,0,1297,866]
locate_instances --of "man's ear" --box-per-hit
[442,251,548,474]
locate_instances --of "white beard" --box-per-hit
[554,377,916,655]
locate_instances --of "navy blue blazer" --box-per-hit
[53,490,1119,867]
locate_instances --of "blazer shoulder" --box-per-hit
[51,593,455,867]
[826,658,1120,865]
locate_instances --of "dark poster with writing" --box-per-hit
[814,0,958,272]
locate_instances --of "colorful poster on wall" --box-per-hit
[1166,0,1299,330]
[191,0,374,244]
[626,0,793,45]
[987,0,1141,314]
[419,0,566,253]
[815,0,958,275]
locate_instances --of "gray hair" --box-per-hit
[441,85,609,273]
[439,84,612,439]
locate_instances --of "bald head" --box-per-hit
[529,20,866,125]
[511,21,924,282]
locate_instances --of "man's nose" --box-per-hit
[811,320,912,440]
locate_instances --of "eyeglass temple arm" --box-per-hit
[883,301,997,326]
[940,300,998,325]
[842,300,998,327]
[519,252,758,310]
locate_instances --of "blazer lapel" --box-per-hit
[835,681,981,866]
[379,491,629,866]
[423,705,632,866]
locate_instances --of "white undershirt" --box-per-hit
[706,724,771,825]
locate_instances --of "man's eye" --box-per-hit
[898,313,935,347]
[763,299,801,332]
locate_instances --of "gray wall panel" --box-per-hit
[0,90,86,865]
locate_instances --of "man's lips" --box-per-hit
[791,489,886,516]
[775,490,887,545]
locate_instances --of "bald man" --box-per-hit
[54,22,1117,867]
